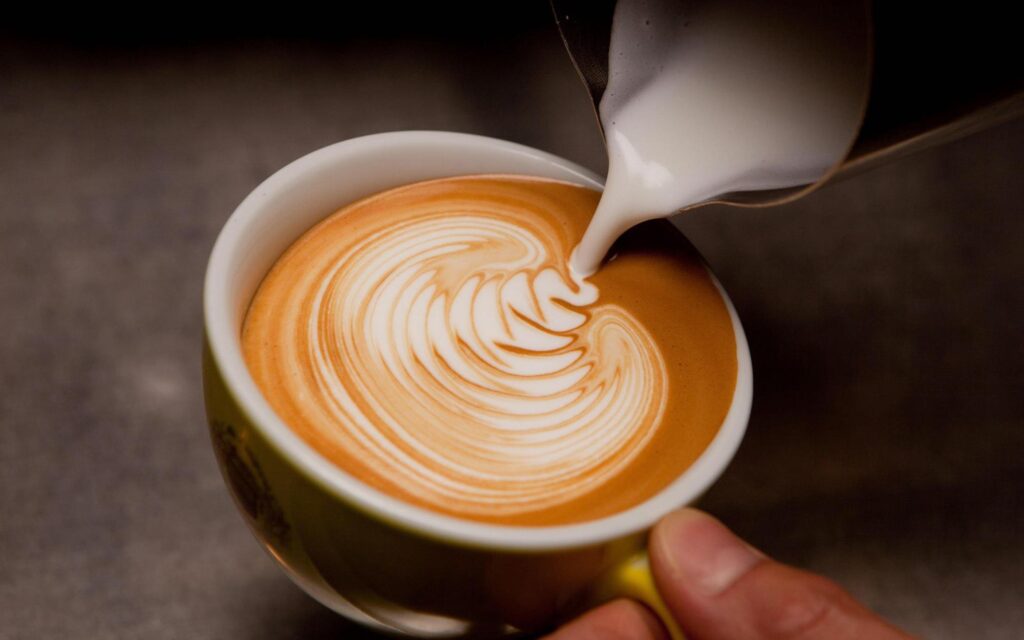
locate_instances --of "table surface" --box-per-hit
[1,20,1022,640]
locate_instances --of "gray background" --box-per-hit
[1,10,1021,639]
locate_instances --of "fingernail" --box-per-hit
[655,509,764,597]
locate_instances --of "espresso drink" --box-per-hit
[242,176,736,525]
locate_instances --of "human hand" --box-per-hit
[545,508,913,639]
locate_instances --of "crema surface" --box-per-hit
[243,176,736,525]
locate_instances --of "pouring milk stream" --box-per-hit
[570,0,870,276]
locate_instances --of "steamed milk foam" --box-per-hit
[243,176,737,525]
[572,0,869,275]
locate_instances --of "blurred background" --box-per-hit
[1,4,1021,639]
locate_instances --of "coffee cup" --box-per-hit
[203,131,753,637]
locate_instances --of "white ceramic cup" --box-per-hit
[203,131,752,638]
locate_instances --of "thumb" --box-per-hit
[650,509,914,640]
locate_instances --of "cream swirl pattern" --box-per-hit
[307,210,668,518]
[240,176,728,524]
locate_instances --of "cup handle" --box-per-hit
[588,551,685,640]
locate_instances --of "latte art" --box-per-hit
[309,213,668,516]
[244,176,737,525]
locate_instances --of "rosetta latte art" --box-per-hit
[304,211,669,518]
[244,177,738,524]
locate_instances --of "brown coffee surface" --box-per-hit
[242,176,736,525]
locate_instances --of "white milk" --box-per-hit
[571,0,869,275]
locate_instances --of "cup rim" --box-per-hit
[204,131,752,552]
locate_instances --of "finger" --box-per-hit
[650,509,915,640]
[543,598,668,640]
